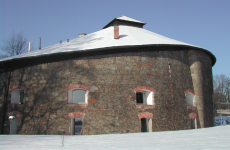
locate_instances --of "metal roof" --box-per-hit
[0,26,198,62]
[116,16,146,24]
[0,16,216,66]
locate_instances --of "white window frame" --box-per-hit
[11,89,25,104]
[68,88,88,104]
[9,116,18,134]
[70,118,83,135]
[186,92,194,106]
[141,117,152,132]
[136,89,154,105]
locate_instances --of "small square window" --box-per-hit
[135,90,154,105]
[186,92,194,106]
[68,88,88,104]
[11,89,24,104]
[73,90,86,103]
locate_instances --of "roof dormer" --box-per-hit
[103,16,146,29]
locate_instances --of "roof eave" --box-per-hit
[102,18,146,29]
[0,44,216,74]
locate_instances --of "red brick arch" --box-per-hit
[9,86,26,92]
[138,112,153,119]
[65,84,91,91]
[8,111,20,118]
[68,112,85,119]
[189,113,197,118]
[185,89,195,95]
[134,86,155,92]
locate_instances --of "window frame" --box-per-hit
[135,89,154,105]
[186,92,194,106]
[11,89,25,104]
[67,88,88,104]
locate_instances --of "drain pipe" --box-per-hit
[0,69,11,134]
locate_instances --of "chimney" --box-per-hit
[38,37,41,49]
[114,26,119,39]
[79,33,87,37]
[67,39,69,42]
[28,41,31,52]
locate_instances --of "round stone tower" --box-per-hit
[0,16,216,135]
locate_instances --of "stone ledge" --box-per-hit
[10,104,24,107]
[136,104,155,109]
[67,103,87,107]
[187,106,197,110]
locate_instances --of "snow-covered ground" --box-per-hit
[1,126,230,150]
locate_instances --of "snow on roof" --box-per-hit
[116,15,146,24]
[0,126,230,150]
[0,26,198,62]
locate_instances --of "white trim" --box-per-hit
[11,89,25,104]
[136,89,154,105]
[67,88,88,104]
[186,92,194,106]
[116,16,146,24]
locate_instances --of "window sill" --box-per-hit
[67,103,87,107]
[187,106,197,110]
[10,104,24,107]
[136,104,155,109]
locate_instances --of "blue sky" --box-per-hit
[1,0,230,76]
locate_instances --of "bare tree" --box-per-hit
[0,54,8,59]
[213,74,230,110]
[1,31,28,57]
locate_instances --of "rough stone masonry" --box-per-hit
[0,48,214,135]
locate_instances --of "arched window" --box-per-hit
[141,118,151,132]
[186,92,194,106]
[134,86,155,105]
[138,112,153,132]
[136,90,153,104]
[68,112,85,135]
[9,116,18,134]
[189,113,197,129]
[11,89,25,104]
[68,89,88,104]
[71,118,83,135]
[66,85,90,104]
[8,111,20,134]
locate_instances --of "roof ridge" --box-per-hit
[116,15,146,24]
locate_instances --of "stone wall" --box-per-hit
[0,49,214,135]
[0,72,9,134]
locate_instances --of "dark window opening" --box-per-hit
[19,91,24,104]
[74,119,83,135]
[191,118,195,129]
[141,118,148,132]
[136,92,144,104]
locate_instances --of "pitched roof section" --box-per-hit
[103,15,146,29]
[116,16,146,24]
[0,26,209,63]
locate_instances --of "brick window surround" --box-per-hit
[185,89,195,95]
[68,112,85,119]
[9,86,26,92]
[134,86,155,93]
[9,86,26,104]
[185,89,195,106]
[134,86,155,106]
[66,85,90,106]
[138,112,153,119]
[189,113,197,119]
[8,111,20,118]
